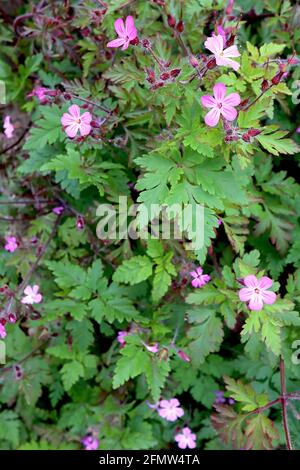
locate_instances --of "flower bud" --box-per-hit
[167,15,176,28]
[242,133,251,142]
[207,58,216,69]
[261,79,269,92]
[8,313,17,323]
[177,349,191,362]
[146,68,156,84]
[271,71,284,85]
[76,215,85,230]
[141,39,151,48]
[170,68,181,77]
[247,128,261,137]
[189,55,199,68]
[151,82,164,91]
[160,72,170,81]
[176,20,184,33]
[63,93,72,100]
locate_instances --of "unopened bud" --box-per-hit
[248,128,261,137]
[8,313,17,323]
[170,68,181,77]
[261,79,269,92]
[176,20,184,33]
[76,215,85,230]
[177,350,191,362]
[167,15,176,28]
[63,93,72,100]
[271,71,284,85]
[189,55,199,68]
[207,58,216,69]
[242,133,251,142]
[146,68,156,84]
[160,72,170,80]
[151,82,164,91]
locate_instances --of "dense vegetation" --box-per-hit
[0,0,300,450]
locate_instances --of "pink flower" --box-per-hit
[4,236,18,253]
[117,331,128,345]
[21,285,42,305]
[3,116,14,139]
[190,267,210,288]
[177,349,191,363]
[107,16,137,50]
[28,86,49,103]
[81,435,99,451]
[205,34,240,71]
[201,83,241,127]
[175,427,197,449]
[0,324,7,339]
[52,206,64,215]
[61,104,92,138]
[144,342,159,353]
[296,126,300,133]
[158,398,184,422]
[239,275,276,311]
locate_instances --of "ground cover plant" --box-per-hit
[0,0,300,451]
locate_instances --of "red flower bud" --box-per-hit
[248,128,261,137]
[207,58,216,69]
[176,20,184,33]
[63,93,72,100]
[76,215,85,230]
[240,98,249,107]
[242,133,251,142]
[271,71,284,85]
[160,72,170,81]
[151,82,164,90]
[90,120,99,128]
[226,34,235,47]
[146,68,156,84]
[261,79,269,92]
[167,15,176,28]
[170,68,181,77]
[141,39,151,48]
[8,313,17,323]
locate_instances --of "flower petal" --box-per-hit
[201,95,216,108]
[204,107,221,127]
[65,123,79,138]
[261,290,276,305]
[121,40,130,50]
[239,287,253,302]
[204,35,223,55]
[61,113,74,126]
[114,18,126,37]
[170,398,180,407]
[216,56,240,71]
[68,104,81,119]
[244,275,259,288]
[223,92,241,107]
[81,112,92,124]
[223,45,240,58]
[258,276,273,290]
[213,83,226,102]
[107,38,125,48]
[220,104,237,121]
[125,16,137,39]
[248,294,264,311]
[79,122,91,136]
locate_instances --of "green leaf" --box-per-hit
[61,360,85,391]
[113,256,153,285]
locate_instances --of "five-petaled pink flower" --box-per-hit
[175,427,197,449]
[21,285,43,305]
[158,398,184,422]
[239,275,276,311]
[201,83,241,127]
[3,116,14,139]
[61,104,92,138]
[190,267,210,288]
[0,324,7,339]
[107,16,137,50]
[81,435,99,451]
[28,86,49,103]
[4,236,18,253]
[205,34,240,71]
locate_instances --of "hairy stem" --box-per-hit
[280,357,293,450]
